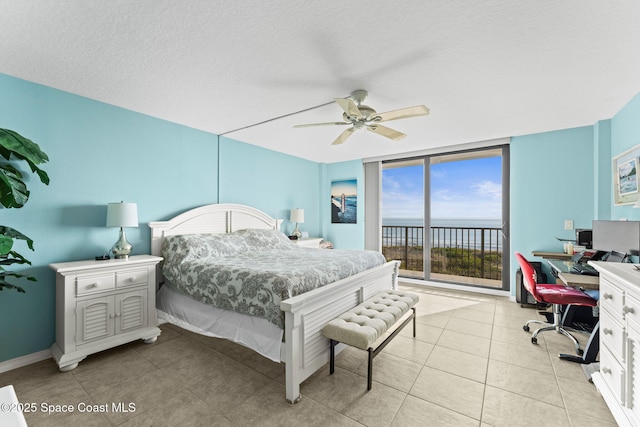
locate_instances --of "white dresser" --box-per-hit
[50,255,162,371]
[589,261,640,427]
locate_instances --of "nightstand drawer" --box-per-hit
[116,269,148,288]
[76,274,115,296]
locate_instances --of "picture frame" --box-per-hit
[331,179,357,223]
[613,143,640,205]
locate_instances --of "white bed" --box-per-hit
[149,203,400,403]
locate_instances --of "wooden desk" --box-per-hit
[532,251,573,260]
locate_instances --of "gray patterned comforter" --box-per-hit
[161,228,386,328]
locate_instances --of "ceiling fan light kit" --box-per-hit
[294,90,429,145]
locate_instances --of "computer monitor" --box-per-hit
[592,220,640,255]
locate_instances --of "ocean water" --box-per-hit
[382,217,503,250]
[332,196,357,223]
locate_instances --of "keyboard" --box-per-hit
[570,263,599,276]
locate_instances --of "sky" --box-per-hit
[382,156,502,219]
[331,179,357,197]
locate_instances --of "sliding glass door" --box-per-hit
[381,145,510,290]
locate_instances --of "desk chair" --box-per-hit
[515,252,598,355]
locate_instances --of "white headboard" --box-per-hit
[148,203,282,258]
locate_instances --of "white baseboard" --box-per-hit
[0,349,52,374]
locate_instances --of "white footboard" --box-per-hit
[279,260,400,403]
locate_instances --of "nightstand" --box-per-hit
[49,255,162,371]
[292,237,323,248]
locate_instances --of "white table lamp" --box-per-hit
[106,201,138,259]
[290,208,304,239]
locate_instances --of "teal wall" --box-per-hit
[611,93,640,221]
[218,136,322,237]
[0,74,326,362]
[510,126,595,282]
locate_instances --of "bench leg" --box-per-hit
[412,307,416,337]
[367,348,374,390]
[329,339,337,375]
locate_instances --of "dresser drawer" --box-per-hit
[600,276,624,320]
[76,274,115,296]
[116,269,148,288]
[601,344,626,406]
[623,293,640,324]
[601,308,625,362]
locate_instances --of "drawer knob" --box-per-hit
[128,276,136,282]
[603,293,613,300]
[623,306,635,314]
[90,282,100,288]
[603,328,613,335]
[602,367,612,374]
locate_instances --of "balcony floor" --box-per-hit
[400,269,503,289]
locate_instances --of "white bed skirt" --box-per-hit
[156,286,284,362]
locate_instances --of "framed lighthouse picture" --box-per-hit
[331,179,357,224]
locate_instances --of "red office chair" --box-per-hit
[514,252,597,354]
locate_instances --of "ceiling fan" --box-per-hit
[294,90,429,145]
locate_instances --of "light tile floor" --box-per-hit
[0,283,616,426]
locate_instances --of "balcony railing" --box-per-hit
[382,225,503,282]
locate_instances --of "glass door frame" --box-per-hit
[382,144,510,291]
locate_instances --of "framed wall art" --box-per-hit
[330,179,357,223]
[613,143,640,205]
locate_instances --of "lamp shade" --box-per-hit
[290,208,304,223]
[106,202,139,227]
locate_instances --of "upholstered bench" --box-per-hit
[321,290,419,390]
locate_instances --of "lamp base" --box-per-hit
[292,224,302,239]
[111,227,133,259]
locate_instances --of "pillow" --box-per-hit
[232,228,293,250]
[162,233,249,264]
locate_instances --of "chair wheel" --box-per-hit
[531,337,538,345]
[577,348,584,356]
[523,325,530,332]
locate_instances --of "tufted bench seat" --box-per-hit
[322,290,419,390]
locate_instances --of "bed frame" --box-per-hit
[149,203,400,403]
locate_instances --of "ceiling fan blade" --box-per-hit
[335,98,363,119]
[366,124,406,141]
[332,128,355,145]
[293,122,350,128]
[372,105,430,123]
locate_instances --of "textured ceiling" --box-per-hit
[1,1,639,163]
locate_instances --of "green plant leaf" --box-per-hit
[0,250,32,267]
[0,234,13,255]
[0,164,29,208]
[0,226,34,251]
[0,128,49,169]
[0,128,49,294]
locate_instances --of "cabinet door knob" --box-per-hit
[623,306,635,314]
[603,328,613,335]
[109,314,115,318]
[603,293,613,300]
[602,367,612,374]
